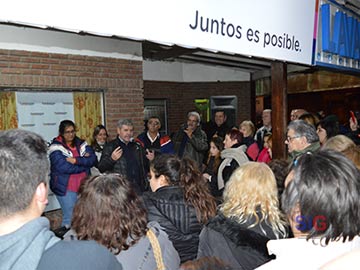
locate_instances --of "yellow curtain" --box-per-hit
[73,92,102,144]
[0,92,18,130]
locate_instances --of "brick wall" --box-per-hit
[0,49,144,138]
[144,80,251,134]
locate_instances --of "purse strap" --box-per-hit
[146,228,165,270]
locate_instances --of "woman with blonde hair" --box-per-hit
[239,120,259,161]
[323,134,360,169]
[198,162,287,270]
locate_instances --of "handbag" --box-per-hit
[146,228,166,270]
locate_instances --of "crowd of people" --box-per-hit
[1,107,360,270]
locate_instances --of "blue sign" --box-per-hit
[316,1,360,71]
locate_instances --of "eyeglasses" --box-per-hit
[286,135,300,142]
[148,121,160,126]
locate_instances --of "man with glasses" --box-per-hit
[172,111,208,169]
[136,116,174,155]
[285,120,320,164]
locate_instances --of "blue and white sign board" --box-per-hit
[0,0,317,65]
[316,0,360,71]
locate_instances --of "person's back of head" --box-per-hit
[150,154,181,184]
[299,112,318,127]
[150,154,216,224]
[323,135,360,170]
[72,174,148,254]
[282,149,360,244]
[0,130,122,270]
[226,128,243,145]
[268,159,290,198]
[317,115,339,140]
[294,109,307,119]
[0,129,49,218]
[220,162,286,238]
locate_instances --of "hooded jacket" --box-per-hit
[49,135,96,196]
[0,217,123,270]
[0,217,59,270]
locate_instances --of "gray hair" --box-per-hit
[117,119,133,128]
[287,120,319,143]
[187,111,201,123]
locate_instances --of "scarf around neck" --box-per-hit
[217,145,248,190]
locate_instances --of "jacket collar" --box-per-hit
[207,214,272,258]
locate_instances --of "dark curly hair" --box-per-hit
[150,154,217,224]
[71,174,148,254]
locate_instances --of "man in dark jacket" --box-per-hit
[0,129,122,270]
[98,119,148,193]
[203,110,231,141]
[172,111,208,169]
[136,116,175,155]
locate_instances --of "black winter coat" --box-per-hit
[98,138,147,192]
[198,214,279,270]
[142,186,201,263]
